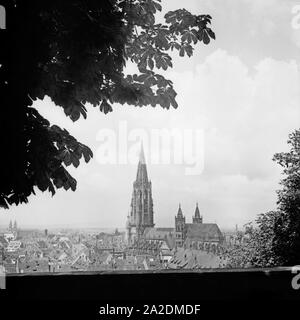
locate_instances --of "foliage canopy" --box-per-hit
[0,0,215,208]
[225,129,300,267]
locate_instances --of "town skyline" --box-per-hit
[1,144,236,232]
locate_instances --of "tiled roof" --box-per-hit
[186,223,223,241]
[168,248,222,269]
[0,236,7,246]
[37,240,48,249]
[144,227,174,239]
[156,228,174,232]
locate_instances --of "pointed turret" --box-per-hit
[177,203,183,218]
[193,202,203,224]
[195,203,200,218]
[175,203,186,248]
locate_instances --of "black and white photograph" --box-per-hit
[0,0,300,317]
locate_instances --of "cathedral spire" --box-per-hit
[136,141,148,183]
[127,141,154,245]
[139,141,146,164]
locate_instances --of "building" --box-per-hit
[3,232,15,242]
[125,143,224,253]
[126,143,154,245]
[0,235,8,249]
[6,240,22,253]
[7,220,18,239]
[175,203,224,249]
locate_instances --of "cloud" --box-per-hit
[166,49,300,178]
[292,28,300,48]
[148,49,299,228]
[9,46,300,229]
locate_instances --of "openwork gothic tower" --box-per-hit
[126,143,154,244]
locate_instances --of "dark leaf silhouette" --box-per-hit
[0,0,214,208]
[225,129,300,267]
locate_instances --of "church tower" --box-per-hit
[126,143,154,245]
[175,204,186,247]
[192,203,203,224]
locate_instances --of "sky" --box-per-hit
[1,0,300,230]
